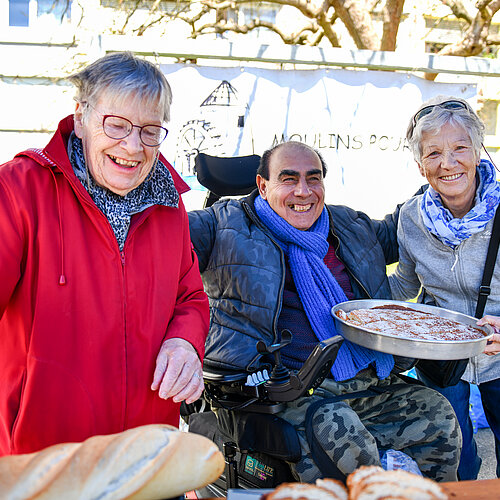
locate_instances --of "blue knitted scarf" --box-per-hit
[254,196,394,381]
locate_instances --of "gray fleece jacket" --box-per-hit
[389,194,500,384]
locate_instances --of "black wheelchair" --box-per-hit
[186,334,344,497]
[184,152,345,498]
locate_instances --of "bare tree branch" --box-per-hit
[368,0,382,10]
[438,0,472,24]
[179,0,342,46]
[437,0,500,56]
[133,14,167,35]
[477,0,495,10]
[194,18,320,45]
[107,0,500,75]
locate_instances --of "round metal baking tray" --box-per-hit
[331,299,494,360]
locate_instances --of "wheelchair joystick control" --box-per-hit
[256,330,295,385]
[223,441,239,489]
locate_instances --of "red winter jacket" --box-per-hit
[0,116,209,456]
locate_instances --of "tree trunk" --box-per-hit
[380,0,405,51]
[329,0,380,50]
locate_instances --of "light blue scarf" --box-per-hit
[254,196,394,381]
[421,160,500,248]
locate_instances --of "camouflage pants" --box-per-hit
[277,369,460,483]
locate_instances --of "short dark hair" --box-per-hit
[257,142,328,179]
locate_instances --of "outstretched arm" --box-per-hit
[371,184,428,266]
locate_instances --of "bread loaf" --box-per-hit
[346,466,448,500]
[262,481,347,500]
[261,466,447,500]
[346,465,386,499]
[316,478,348,500]
[0,424,225,499]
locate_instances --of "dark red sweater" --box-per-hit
[278,241,354,370]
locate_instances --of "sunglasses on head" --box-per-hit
[410,100,470,133]
[408,99,500,173]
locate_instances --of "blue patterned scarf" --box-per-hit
[421,160,500,248]
[68,133,179,250]
[254,196,394,381]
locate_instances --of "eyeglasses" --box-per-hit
[409,100,470,137]
[83,101,168,147]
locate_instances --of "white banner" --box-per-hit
[160,64,476,218]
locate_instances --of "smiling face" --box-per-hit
[418,122,479,218]
[74,91,162,196]
[257,144,325,230]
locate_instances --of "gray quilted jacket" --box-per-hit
[188,190,399,373]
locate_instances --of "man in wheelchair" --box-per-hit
[188,141,460,488]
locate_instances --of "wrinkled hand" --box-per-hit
[151,338,204,403]
[477,315,500,356]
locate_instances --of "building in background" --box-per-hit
[1,0,499,171]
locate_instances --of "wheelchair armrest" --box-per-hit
[264,335,343,402]
[203,367,287,414]
[203,369,248,384]
[203,335,343,409]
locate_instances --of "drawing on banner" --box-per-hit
[174,80,253,175]
[162,64,476,216]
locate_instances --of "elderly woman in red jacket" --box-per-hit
[0,52,209,455]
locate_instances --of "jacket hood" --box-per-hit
[13,115,190,287]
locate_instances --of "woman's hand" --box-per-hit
[151,338,204,403]
[477,315,500,356]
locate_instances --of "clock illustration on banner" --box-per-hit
[174,80,252,176]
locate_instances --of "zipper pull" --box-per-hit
[120,251,125,266]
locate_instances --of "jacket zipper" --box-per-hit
[54,163,156,429]
[40,144,163,429]
[326,207,372,299]
[120,249,128,429]
[118,209,157,428]
[242,201,285,345]
[39,155,132,429]
[451,243,480,382]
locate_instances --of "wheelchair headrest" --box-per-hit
[194,153,261,197]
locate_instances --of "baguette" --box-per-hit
[0,424,225,499]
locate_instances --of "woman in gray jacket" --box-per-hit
[390,96,500,480]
